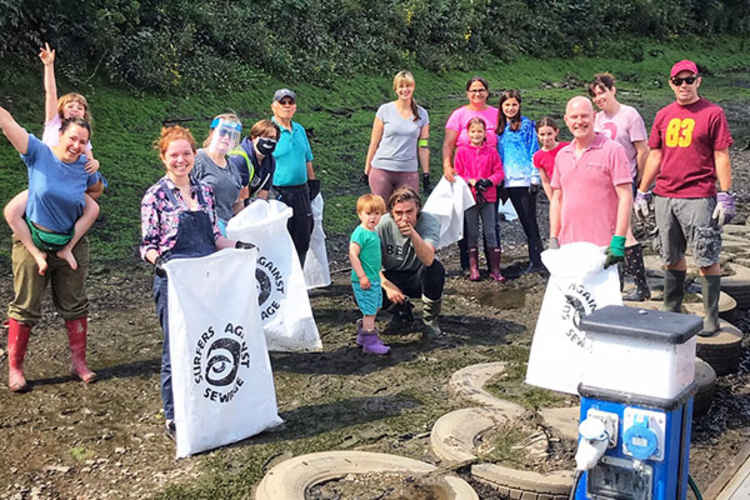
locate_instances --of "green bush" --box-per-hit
[0,0,748,91]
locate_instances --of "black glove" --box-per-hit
[235,241,256,250]
[529,183,540,195]
[307,179,321,200]
[154,255,167,278]
[475,178,492,192]
[497,180,509,204]
[421,172,431,193]
[475,189,487,207]
[359,172,369,185]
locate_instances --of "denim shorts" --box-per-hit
[352,280,382,316]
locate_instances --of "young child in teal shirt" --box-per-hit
[349,193,389,354]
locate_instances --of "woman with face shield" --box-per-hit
[191,113,247,235]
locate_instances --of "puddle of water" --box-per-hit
[477,288,526,309]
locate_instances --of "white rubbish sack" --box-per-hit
[304,194,331,289]
[227,200,323,352]
[164,248,283,459]
[423,176,476,249]
[525,242,623,395]
[498,198,518,221]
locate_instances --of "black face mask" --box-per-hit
[257,137,277,156]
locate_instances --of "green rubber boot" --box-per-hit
[661,269,686,313]
[422,295,442,339]
[700,275,721,336]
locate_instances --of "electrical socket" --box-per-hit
[587,408,619,449]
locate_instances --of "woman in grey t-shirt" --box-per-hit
[192,113,247,235]
[364,71,430,203]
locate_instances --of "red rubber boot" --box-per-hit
[7,319,31,392]
[488,247,507,283]
[468,248,481,281]
[66,317,97,383]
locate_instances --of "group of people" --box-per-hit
[349,61,735,355]
[1,47,735,444]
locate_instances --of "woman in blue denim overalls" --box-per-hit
[139,125,253,441]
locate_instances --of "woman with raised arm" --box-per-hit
[1,105,103,392]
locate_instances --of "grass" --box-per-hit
[1,36,749,498]
[70,446,94,462]
[1,36,749,268]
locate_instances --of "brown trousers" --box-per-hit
[8,237,89,326]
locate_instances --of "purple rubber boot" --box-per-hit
[355,319,365,346]
[360,330,390,355]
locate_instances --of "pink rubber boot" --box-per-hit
[7,319,31,392]
[66,317,97,383]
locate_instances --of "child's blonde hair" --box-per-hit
[356,193,386,215]
[57,93,92,123]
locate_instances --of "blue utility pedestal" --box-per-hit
[573,305,701,500]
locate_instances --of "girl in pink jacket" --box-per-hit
[454,117,505,282]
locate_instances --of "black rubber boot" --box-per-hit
[700,275,721,336]
[458,238,469,272]
[623,244,651,301]
[661,269,686,313]
[384,300,414,333]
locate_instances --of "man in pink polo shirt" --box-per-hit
[548,96,633,268]
[634,60,734,336]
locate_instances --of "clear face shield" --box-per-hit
[208,118,242,155]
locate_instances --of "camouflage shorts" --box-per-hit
[654,196,721,268]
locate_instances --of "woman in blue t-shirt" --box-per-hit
[0,105,103,392]
[364,71,430,202]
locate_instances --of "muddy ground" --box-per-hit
[1,151,750,500]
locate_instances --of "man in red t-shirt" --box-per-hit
[635,59,735,335]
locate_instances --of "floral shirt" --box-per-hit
[140,175,221,261]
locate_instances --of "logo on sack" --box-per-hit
[256,255,286,322]
[560,283,597,348]
[192,323,251,404]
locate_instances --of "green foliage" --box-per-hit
[0,37,749,266]
[1,1,748,91]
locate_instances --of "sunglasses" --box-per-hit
[279,99,295,105]
[671,76,697,86]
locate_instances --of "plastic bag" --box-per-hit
[525,242,623,395]
[497,198,518,221]
[227,200,323,352]
[303,194,331,289]
[164,248,283,458]
[422,176,476,249]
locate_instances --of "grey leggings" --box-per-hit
[464,203,498,248]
